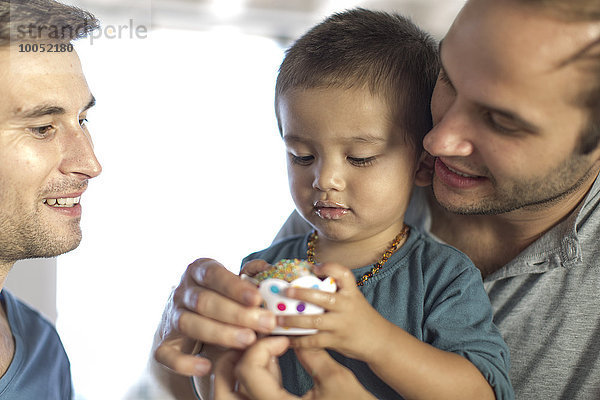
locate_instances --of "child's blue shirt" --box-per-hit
[243,228,514,400]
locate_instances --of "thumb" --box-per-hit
[295,348,341,383]
[235,337,297,400]
[211,349,244,400]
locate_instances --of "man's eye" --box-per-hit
[289,154,314,166]
[347,156,376,167]
[28,125,55,138]
[483,112,520,135]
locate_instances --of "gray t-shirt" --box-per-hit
[276,175,600,399]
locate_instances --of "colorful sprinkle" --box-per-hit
[254,259,315,283]
[296,303,306,313]
[277,303,286,311]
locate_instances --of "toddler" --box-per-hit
[242,8,513,400]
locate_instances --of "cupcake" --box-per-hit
[243,259,336,335]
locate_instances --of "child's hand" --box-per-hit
[213,336,376,400]
[278,262,394,364]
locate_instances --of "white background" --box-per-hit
[58,29,293,399]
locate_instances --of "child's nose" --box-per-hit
[312,162,344,192]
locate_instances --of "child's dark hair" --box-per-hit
[275,8,439,152]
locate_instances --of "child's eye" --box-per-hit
[289,154,314,166]
[79,118,88,127]
[347,156,376,167]
[27,125,56,138]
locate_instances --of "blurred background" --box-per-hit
[6,0,465,398]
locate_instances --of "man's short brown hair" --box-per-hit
[0,0,99,46]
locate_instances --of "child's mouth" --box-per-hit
[313,201,349,220]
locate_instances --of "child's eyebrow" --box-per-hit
[344,135,386,144]
[283,134,386,145]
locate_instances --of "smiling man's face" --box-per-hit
[0,45,101,264]
[424,0,600,215]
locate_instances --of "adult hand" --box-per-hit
[153,258,276,377]
[213,336,376,400]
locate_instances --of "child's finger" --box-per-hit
[312,262,357,290]
[295,347,377,400]
[289,332,336,350]
[295,346,351,380]
[277,313,337,332]
[234,337,297,400]
[284,287,341,311]
[211,349,245,400]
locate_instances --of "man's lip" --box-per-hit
[434,158,487,189]
[43,191,84,200]
[437,158,483,178]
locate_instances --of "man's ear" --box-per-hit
[415,151,434,187]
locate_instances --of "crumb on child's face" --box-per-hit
[278,87,417,244]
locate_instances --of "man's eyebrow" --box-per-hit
[15,104,66,119]
[14,95,96,119]
[437,40,536,133]
[557,37,600,69]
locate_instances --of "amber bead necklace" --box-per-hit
[306,224,409,286]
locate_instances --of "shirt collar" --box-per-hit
[486,173,600,281]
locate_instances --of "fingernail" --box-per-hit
[242,290,256,306]
[194,360,211,376]
[236,330,255,346]
[276,316,286,327]
[259,314,275,330]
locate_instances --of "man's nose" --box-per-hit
[423,104,475,158]
[58,124,102,179]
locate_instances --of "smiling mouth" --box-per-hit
[43,196,81,208]
[445,164,480,178]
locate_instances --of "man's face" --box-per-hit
[279,87,415,245]
[424,0,600,215]
[0,46,101,263]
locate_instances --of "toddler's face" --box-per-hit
[278,87,417,243]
